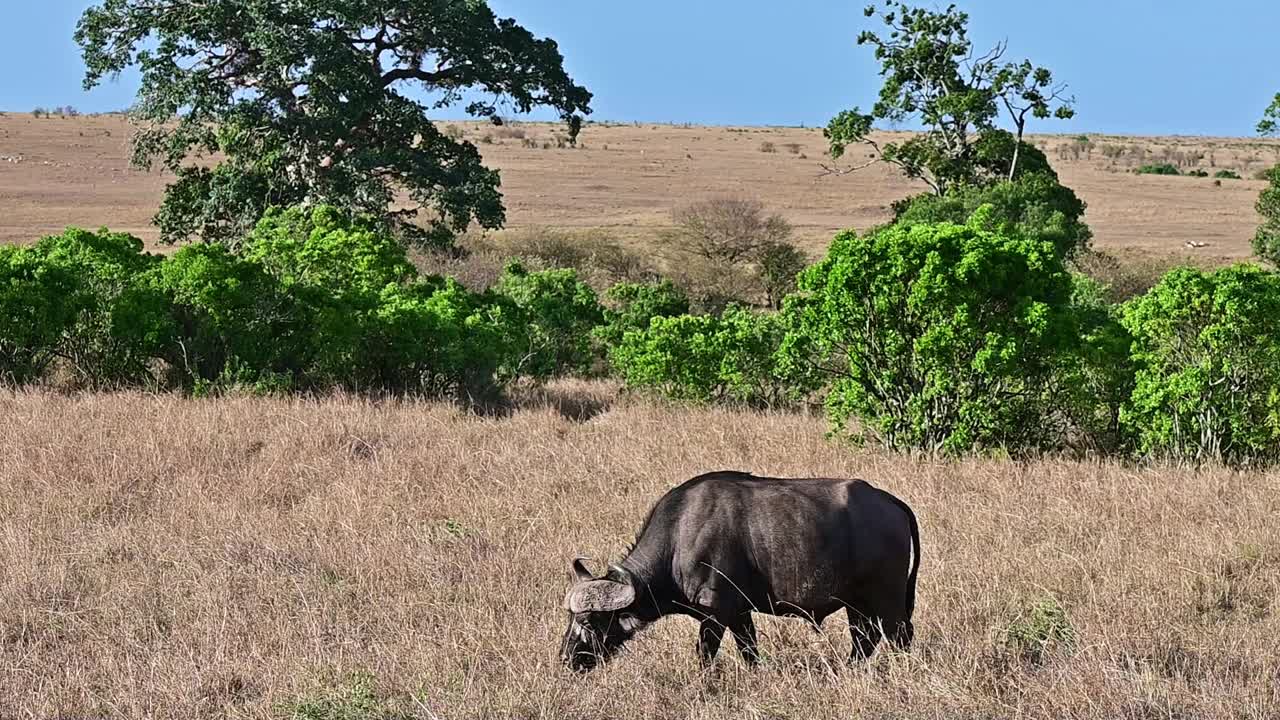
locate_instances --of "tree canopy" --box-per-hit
[76,0,592,248]
[825,2,1074,195]
[1259,93,1280,136]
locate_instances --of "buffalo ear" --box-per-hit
[568,579,636,613]
[572,557,594,583]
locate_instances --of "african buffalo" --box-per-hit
[559,470,920,671]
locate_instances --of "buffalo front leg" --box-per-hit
[846,607,884,662]
[697,617,726,667]
[730,613,761,666]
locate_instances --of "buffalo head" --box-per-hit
[559,558,644,672]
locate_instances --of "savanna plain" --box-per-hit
[2,113,1280,719]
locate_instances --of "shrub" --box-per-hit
[893,171,1092,258]
[151,243,303,387]
[1136,163,1180,176]
[279,672,402,720]
[365,279,517,398]
[595,279,690,349]
[1214,169,1242,180]
[241,205,519,395]
[1255,166,1280,265]
[666,197,792,264]
[1186,169,1209,178]
[759,141,776,153]
[1051,274,1136,453]
[757,242,808,309]
[1120,265,1280,465]
[243,206,417,292]
[493,263,604,379]
[781,210,1077,454]
[27,228,172,387]
[1003,595,1075,664]
[0,246,79,384]
[610,307,802,407]
[662,197,801,307]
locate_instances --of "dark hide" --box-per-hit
[559,471,921,671]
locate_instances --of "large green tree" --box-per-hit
[1256,93,1280,264]
[76,0,592,248]
[825,2,1074,195]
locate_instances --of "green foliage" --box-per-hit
[242,205,517,395]
[893,171,1091,257]
[279,672,407,720]
[1214,170,1242,180]
[493,263,603,379]
[243,206,418,291]
[781,212,1077,454]
[758,242,809,309]
[1255,166,1280,265]
[1120,265,1280,465]
[28,228,172,386]
[1053,274,1136,453]
[1003,595,1075,664]
[595,280,690,349]
[610,307,803,407]
[827,3,1074,194]
[1258,93,1280,136]
[971,129,1057,183]
[1136,164,1180,176]
[363,279,517,397]
[76,0,591,247]
[152,243,303,386]
[0,246,79,384]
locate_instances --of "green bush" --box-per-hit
[240,205,520,396]
[365,279,518,398]
[279,671,404,720]
[243,206,417,292]
[595,279,690,349]
[781,210,1077,454]
[1214,170,1242,180]
[758,242,809,309]
[1052,274,1136,453]
[28,228,173,386]
[1003,595,1075,664]
[1120,265,1280,465]
[893,171,1092,258]
[610,306,803,407]
[493,262,603,379]
[0,245,79,384]
[1255,166,1280,265]
[1185,169,1209,178]
[1136,163,1180,176]
[151,243,304,387]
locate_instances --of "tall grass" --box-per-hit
[1,384,1277,718]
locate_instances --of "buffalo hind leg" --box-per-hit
[730,613,761,666]
[697,618,726,667]
[888,617,914,651]
[846,607,884,662]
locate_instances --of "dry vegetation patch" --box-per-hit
[1,387,1278,718]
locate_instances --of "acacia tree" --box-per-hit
[825,2,1074,195]
[76,0,592,248]
[1256,93,1280,264]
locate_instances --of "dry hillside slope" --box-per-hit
[1,112,1275,262]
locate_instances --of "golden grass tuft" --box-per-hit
[2,384,1278,718]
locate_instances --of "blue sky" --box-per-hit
[2,1,1276,136]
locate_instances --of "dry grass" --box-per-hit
[2,384,1278,718]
